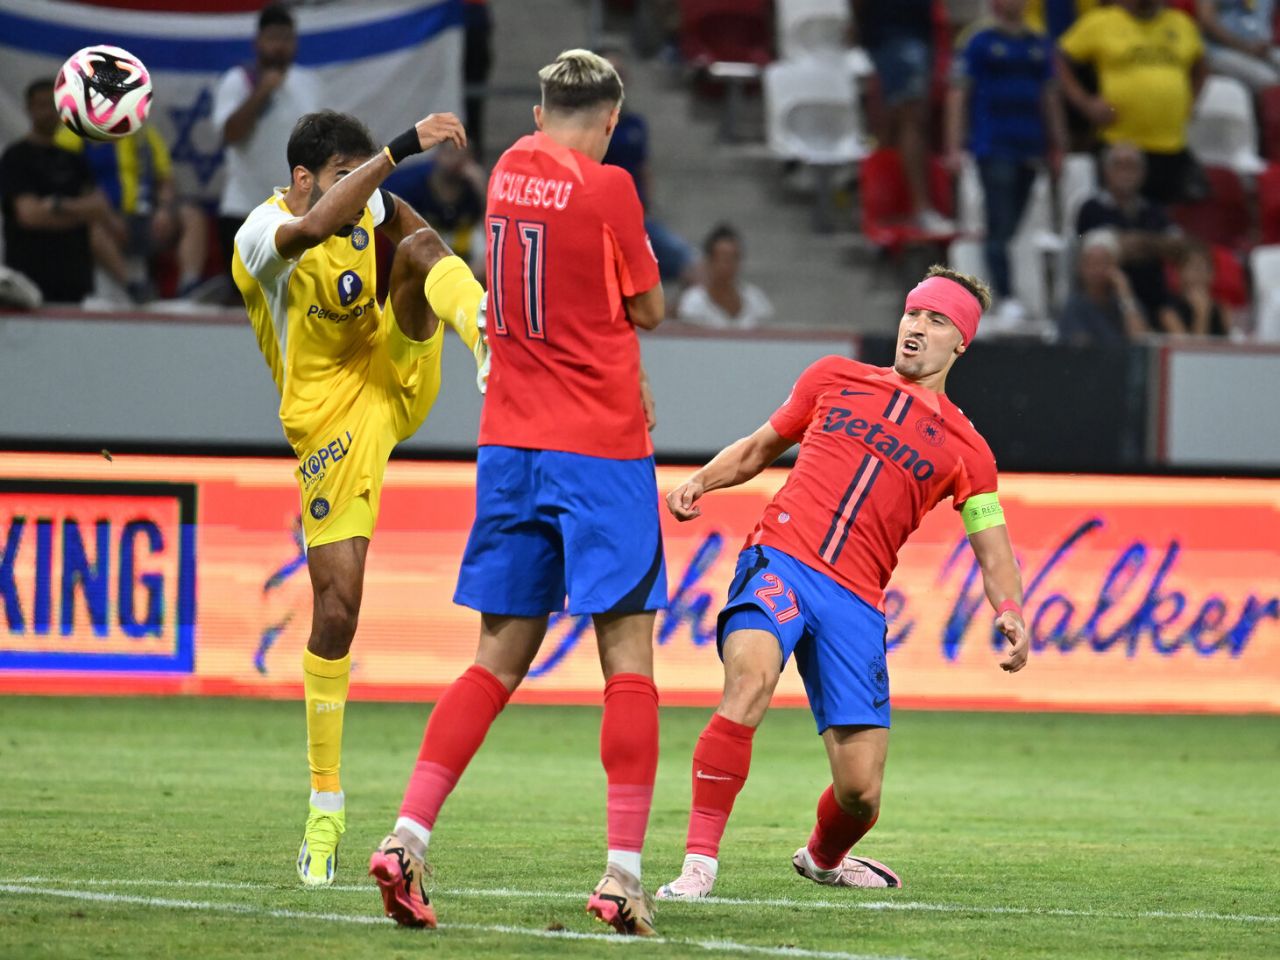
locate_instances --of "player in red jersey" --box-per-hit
[655,266,1030,900]
[369,50,667,934]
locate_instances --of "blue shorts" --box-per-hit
[868,35,931,106]
[454,445,669,617]
[717,545,890,732]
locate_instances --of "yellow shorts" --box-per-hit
[293,254,482,548]
[295,293,445,548]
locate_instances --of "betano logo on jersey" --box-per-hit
[821,407,937,481]
[0,481,196,672]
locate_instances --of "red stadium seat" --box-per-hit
[1209,245,1249,309]
[1262,86,1280,163]
[679,0,772,68]
[1169,166,1251,251]
[1166,0,1197,15]
[859,148,956,254]
[1260,163,1280,244]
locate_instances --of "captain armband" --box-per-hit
[961,492,1005,535]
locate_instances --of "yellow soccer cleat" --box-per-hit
[297,803,346,886]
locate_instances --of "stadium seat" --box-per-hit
[764,59,868,165]
[679,0,772,68]
[1261,163,1280,244]
[1209,245,1249,309]
[1166,0,1197,13]
[1170,166,1251,250]
[859,148,956,254]
[1259,86,1280,163]
[1057,152,1099,241]
[1250,244,1280,340]
[776,0,849,60]
[1187,75,1266,175]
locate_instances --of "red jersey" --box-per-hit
[479,132,661,459]
[749,356,998,611]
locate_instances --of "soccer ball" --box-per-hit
[54,45,152,141]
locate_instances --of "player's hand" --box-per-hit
[258,67,286,94]
[1084,96,1116,128]
[666,480,705,522]
[415,113,467,153]
[641,377,657,431]
[996,610,1029,673]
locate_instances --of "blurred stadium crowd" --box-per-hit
[4,0,1280,346]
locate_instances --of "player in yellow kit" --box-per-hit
[232,109,487,886]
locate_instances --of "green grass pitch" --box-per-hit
[1,696,1277,959]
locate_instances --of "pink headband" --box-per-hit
[904,276,982,346]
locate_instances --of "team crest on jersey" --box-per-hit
[310,497,330,520]
[916,415,946,447]
[351,226,369,250]
[337,270,363,306]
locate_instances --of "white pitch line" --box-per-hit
[7,876,1277,926]
[0,884,911,960]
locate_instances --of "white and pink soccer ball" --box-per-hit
[54,45,152,141]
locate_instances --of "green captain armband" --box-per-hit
[961,492,1005,535]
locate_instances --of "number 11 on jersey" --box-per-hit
[487,215,546,340]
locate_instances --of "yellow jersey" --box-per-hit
[1059,6,1204,153]
[232,190,386,452]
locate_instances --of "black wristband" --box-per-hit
[385,128,423,166]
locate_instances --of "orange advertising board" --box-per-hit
[1,453,1277,713]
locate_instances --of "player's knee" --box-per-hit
[397,227,451,276]
[832,780,881,820]
[312,588,360,652]
[719,669,776,726]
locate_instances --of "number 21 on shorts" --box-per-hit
[755,572,799,624]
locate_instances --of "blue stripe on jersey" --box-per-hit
[828,458,883,564]
[0,0,462,73]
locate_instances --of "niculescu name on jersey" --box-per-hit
[489,172,574,210]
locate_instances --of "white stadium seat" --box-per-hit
[1250,245,1280,341]
[763,58,868,165]
[776,0,850,60]
[1188,75,1266,175]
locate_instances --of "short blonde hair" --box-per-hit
[538,48,624,113]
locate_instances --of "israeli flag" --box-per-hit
[0,0,463,201]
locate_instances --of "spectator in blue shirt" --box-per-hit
[600,44,696,288]
[945,0,1065,328]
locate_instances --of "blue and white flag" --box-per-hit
[0,0,463,201]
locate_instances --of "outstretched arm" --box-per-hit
[968,523,1029,673]
[376,191,430,246]
[666,423,794,521]
[275,113,465,259]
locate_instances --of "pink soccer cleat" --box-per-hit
[369,835,437,928]
[656,859,717,901]
[586,864,656,936]
[792,846,902,888]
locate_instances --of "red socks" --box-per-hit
[399,664,510,829]
[600,673,660,855]
[685,712,755,858]
[806,784,878,869]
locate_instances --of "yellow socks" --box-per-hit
[424,255,485,353]
[303,649,351,794]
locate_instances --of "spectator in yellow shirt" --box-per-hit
[1056,0,1208,204]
